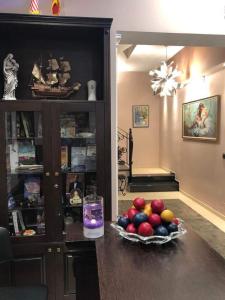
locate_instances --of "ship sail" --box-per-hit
[46,72,58,85]
[60,60,71,72]
[32,63,45,84]
[58,72,70,86]
[48,58,59,71]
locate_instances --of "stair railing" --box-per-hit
[117,127,133,181]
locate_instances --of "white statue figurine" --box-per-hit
[87,80,97,101]
[3,53,19,100]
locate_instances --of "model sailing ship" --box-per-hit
[31,56,81,99]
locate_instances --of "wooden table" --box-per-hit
[95,223,225,300]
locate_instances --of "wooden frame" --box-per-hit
[182,95,220,141]
[132,105,149,128]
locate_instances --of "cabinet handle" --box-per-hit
[48,248,52,253]
[45,172,50,176]
[54,172,59,176]
[54,184,59,189]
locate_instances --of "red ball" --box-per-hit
[122,211,129,218]
[133,197,146,210]
[151,199,165,214]
[138,222,153,236]
[127,208,139,221]
[126,223,137,233]
[172,217,179,225]
[148,213,161,227]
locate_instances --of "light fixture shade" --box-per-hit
[149,61,181,97]
[123,45,136,59]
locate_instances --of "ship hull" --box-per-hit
[31,83,81,99]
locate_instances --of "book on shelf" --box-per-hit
[9,142,19,171]
[61,146,68,170]
[12,209,25,236]
[34,112,42,138]
[24,177,40,195]
[24,176,41,206]
[71,146,86,171]
[21,112,30,138]
[60,114,76,138]
[16,164,43,171]
[11,112,17,139]
[18,142,36,165]
[86,145,96,157]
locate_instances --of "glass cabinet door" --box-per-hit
[4,110,46,238]
[60,110,97,232]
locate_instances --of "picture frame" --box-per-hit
[132,105,149,128]
[182,95,220,141]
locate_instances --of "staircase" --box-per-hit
[129,172,179,192]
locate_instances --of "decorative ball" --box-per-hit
[148,213,161,227]
[154,225,169,236]
[126,223,137,233]
[127,208,139,221]
[117,216,130,229]
[138,222,153,236]
[143,203,152,216]
[133,197,146,210]
[122,211,129,218]
[167,222,178,233]
[160,209,175,222]
[151,199,165,214]
[172,217,179,225]
[133,212,148,227]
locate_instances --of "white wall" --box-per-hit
[1,0,225,219]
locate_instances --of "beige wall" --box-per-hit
[118,72,160,168]
[160,68,225,215]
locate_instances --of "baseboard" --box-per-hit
[180,189,225,221]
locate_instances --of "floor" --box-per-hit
[118,198,225,259]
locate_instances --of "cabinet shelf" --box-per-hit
[8,206,44,212]
[7,170,43,175]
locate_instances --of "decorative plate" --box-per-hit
[77,132,94,138]
[111,219,187,245]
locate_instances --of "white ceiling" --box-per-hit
[117,45,184,72]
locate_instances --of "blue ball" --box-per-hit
[133,212,148,227]
[167,223,178,233]
[154,225,169,236]
[117,216,130,229]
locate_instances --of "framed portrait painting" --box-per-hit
[182,95,220,141]
[132,105,149,128]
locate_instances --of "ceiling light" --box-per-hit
[149,61,181,97]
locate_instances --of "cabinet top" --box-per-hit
[0,13,112,29]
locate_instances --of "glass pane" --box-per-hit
[5,111,45,237]
[60,112,96,232]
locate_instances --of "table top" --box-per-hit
[95,223,225,300]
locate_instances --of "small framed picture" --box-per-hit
[132,105,149,128]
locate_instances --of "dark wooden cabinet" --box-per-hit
[0,13,112,300]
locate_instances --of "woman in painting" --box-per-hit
[190,103,214,137]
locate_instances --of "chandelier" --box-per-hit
[149,61,181,97]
